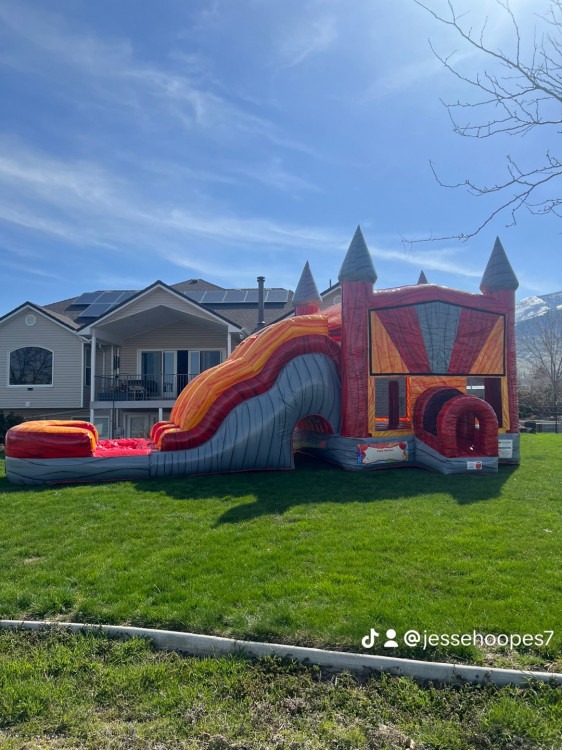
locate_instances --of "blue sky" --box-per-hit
[0,0,559,316]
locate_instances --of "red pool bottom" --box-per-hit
[93,438,156,457]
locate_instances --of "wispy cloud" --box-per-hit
[513,273,556,297]
[0,149,124,208]
[2,259,63,280]
[0,203,89,245]
[0,1,316,157]
[370,0,540,100]
[0,2,132,76]
[366,57,443,98]
[231,157,322,194]
[160,209,344,249]
[0,142,344,266]
[372,245,483,280]
[278,14,337,68]
[0,140,328,254]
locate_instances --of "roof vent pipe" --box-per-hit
[256,276,265,330]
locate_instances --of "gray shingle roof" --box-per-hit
[41,278,294,333]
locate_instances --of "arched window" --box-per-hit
[9,347,53,385]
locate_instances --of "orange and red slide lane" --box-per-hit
[152,315,341,451]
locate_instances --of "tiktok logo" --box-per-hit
[361,628,379,649]
[361,627,400,649]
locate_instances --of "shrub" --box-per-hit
[0,411,24,443]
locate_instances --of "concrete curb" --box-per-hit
[2,620,561,687]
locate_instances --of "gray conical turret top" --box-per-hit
[480,237,519,292]
[417,270,428,285]
[293,261,321,307]
[338,225,377,284]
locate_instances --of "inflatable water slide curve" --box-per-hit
[151,315,340,451]
[5,314,342,485]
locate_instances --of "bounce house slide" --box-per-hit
[5,316,342,485]
[6,354,341,485]
[150,315,339,451]
[4,225,522,485]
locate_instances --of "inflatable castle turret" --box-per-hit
[479,237,519,435]
[338,226,377,437]
[293,261,322,316]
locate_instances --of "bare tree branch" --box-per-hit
[412,0,562,243]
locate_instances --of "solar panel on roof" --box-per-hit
[73,292,103,306]
[183,289,290,305]
[265,290,289,303]
[223,291,247,303]
[200,291,227,303]
[97,291,128,304]
[184,291,206,303]
[116,291,136,303]
[76,303,116,319]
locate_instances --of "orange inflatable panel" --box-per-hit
[6,420,98,459]
[171,315,331,432]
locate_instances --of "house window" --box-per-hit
[84,345,91,387]
[9,347,53,386]
[189,350,221,376]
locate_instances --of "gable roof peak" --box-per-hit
[0,301,79,331]
[480,236,519,293]
[338,225,377,284]
[293,261,321,306]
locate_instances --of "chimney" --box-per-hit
[256,276,266,331]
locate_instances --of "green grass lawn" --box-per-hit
[0,435,561,669]
[1,629,561,750]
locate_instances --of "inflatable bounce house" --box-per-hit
[5,228,520,485]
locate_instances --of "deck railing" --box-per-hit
[94,373,196,402]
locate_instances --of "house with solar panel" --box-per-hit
[0,278,294,439]
[4,227,523,485]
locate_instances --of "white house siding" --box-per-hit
[119,319,228,374]
[0,309,83,411]
[322,288,342,307]
[100,289,222,326]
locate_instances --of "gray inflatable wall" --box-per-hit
[6,353,341,486]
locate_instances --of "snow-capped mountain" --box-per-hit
[515,291,562,378]
[515,292,562,324]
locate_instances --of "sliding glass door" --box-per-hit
[188,350,221,376]
[140,349,222,398]
[141,351,176,397]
